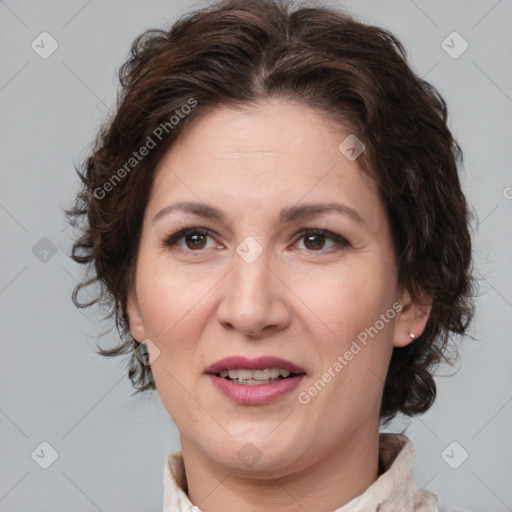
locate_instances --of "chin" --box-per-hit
[206,435,305,474]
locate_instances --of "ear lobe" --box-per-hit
[126,285,146,343]
[393,288,432,348]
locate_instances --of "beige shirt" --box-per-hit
[162,432,439,511]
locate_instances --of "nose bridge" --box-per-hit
[232,246,272,301]
[216,242,290,336]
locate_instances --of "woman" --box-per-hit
[66,0,476,510]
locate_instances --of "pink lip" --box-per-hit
[208,373,306,405]
[205,355,306,374]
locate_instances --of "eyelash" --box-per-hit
[162,226,350,254]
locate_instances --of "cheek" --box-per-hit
[136,264,206,418]
[295,256,397,404]
[134,255,217,401]
[135,255,216,341]
[293,257,395,340]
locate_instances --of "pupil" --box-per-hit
[305,234,324,250]
[187,233,206,249]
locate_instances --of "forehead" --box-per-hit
[148,99,383,232]
[164,99,357,170]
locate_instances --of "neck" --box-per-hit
[180,422,381,512]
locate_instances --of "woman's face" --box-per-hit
[127,98,427,475]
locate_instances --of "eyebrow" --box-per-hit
[152,201,366,227]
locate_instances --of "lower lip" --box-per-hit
[207,374,306,405]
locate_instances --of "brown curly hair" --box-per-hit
[65,0,476,424]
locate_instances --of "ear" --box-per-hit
[393,288,432,348]
[126,283,147,343]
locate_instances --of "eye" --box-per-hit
[163,226,350,254]
[164,227,219,251]
[293,229,350,252]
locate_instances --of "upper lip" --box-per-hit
[205,356,306,375]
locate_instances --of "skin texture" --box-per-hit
[127,98,431,512]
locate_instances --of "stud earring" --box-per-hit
[409,332,415,340]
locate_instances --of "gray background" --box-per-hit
[0,0,511,511]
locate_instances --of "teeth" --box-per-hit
[228,377,282,386]
[227,369,240,379]
[269,368,280,379]
[219,368,294,380]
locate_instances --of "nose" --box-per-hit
[216,248,292,338]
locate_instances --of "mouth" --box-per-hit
[207,370,306,405]
[213,368,305,386]
[205,355,307,386]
